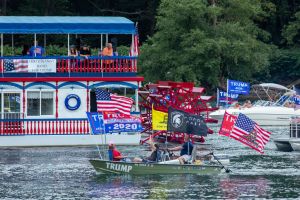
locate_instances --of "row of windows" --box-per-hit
[1,91,54,117]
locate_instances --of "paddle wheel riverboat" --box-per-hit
[0,16,143,147]
[138,81,218,144]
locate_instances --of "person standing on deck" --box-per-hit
[101,43,113,65]
[29,41,45,57]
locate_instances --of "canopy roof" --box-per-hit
[0,16,135,34]
[253,83,291,91]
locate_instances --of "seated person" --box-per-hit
[69,45,78,56]
[133,137,160,163]
[29,41,45,57]
[79,44,91,58]
[167,134,193,165]
[233,102,241,109]
[108,143,126,161]
[242,100,252,108]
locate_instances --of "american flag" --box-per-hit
[95,88,133,116]
[3,59,28,72]
[230,113,271,154]
[129,23,139,57]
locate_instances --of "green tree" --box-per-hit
[139,0,273,88]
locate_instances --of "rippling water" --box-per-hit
[0,126,300,199]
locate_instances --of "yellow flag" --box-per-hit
[152,105,168,130]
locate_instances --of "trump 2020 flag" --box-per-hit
[95,88,133,116]
[227,79,250,95]
[219,111,237,137]
[230,113,271,154]
[167,107,208,136]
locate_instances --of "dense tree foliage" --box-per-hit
[139,0,274,88]
[0,0,299,88]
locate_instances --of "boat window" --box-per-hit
[3,93,21,119]
[41,92,53,115]
[27,91,54,116]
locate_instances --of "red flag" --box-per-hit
[230,113,271,154]
[219,111,237,137]
[129,23,139,57]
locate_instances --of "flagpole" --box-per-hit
[226,79,229,109]
[217,88,219,107]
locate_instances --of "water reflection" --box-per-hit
[0,126,300,199]
[220,176,269,199]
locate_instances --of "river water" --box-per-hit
[0,126,299,199]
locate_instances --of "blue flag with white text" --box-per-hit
[228,79,250,95]
[86,112,105,134]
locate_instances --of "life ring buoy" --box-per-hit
[65,94,81,111]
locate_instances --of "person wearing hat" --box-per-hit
[69,45,78,57]
[133,137,161,163]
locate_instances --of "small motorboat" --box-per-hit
[89,159,224,175]
[89,144,230,175]
[274,116,300,151]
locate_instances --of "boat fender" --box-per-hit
[65,94,81,111]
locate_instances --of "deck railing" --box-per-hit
[0,118,90,135]
[0,56,138,74]
[290,117,300,138]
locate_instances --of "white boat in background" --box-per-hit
[210,83,300,126]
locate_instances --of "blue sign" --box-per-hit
[104,118,142,133]
[218,90,239,103]
[291,95,300,105]
[228,79,250,95]
[86,112,142,134]
[86,112,105,134]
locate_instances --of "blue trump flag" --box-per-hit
[227,79,250,95]
[86,112,105,134]
[218,89,239,104]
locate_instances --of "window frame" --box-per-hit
[26,90,55,118]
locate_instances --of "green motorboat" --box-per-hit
[89,159,224,175]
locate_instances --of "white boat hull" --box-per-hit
[290,139,300,151]
[209,106,300,126]
[273,138,293,152]
[0,134,141,147]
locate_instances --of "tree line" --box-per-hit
[0,0,299,91]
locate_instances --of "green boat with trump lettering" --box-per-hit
[89,159,225,175]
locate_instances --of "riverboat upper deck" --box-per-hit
[0,16,143,139]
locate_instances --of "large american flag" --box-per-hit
[3,59,28,72]
[96,88,133,116]
[231,113,271,154]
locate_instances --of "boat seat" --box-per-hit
[186,144,197,164]
[160,150,170,162]
[108,150,113,161]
